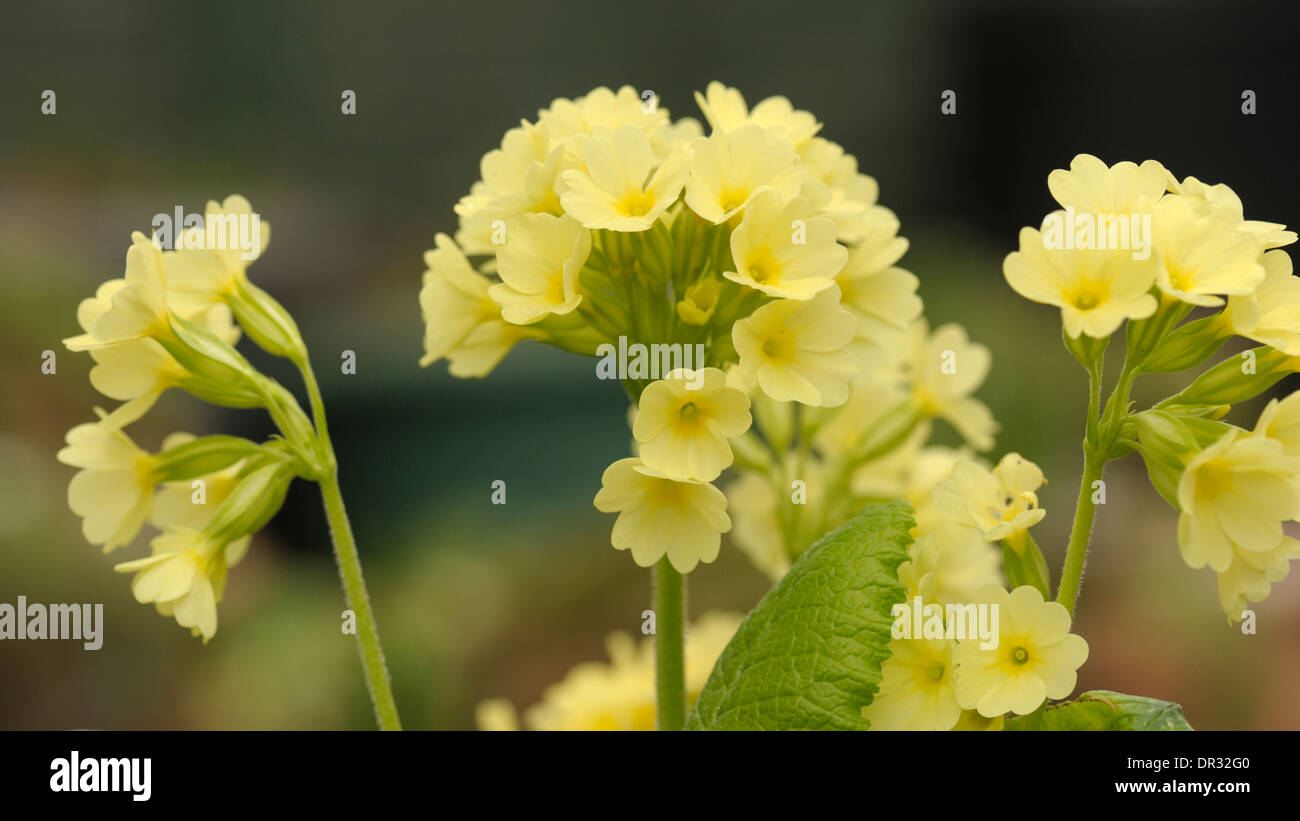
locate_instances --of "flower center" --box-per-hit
[746,249,780,284]
[1012,646,1030,665]
[617,189,657,218]
[719,188,749,213]
[928,663,945,682]
[679,402,699,419]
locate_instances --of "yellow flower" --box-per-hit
[455,124,570,255]
[684,124,807,224]
[1003,223,1158,338]
[114,529,228,642]
[1175,427,1300,573]
[797,137,882,243]
[632,368,752,481]
[676,275,722,325]
[164,195,269,314]
[1225,249,1300,354]
[732,285,859,407]
[1047,153,1169,214]
[489,213,591,324]
[593,457,731,572]
[1152,195,1264,306]
[723,469,791,581]
[538,85,670,155]
[953,585,1089,717]
[933,453,1046,542]
[693,82,821,146]
[480,612,742,731]
[1216,536,1300,621]
[906,320,997,451]
[724,190,846,299]
[64,232,170,350]
[559,126,691,231]
[68,274,241,426]
[418,233,537,376]
[150,434,253,565]
[898,520,1001,607]
[833,208,921,339]
[1168,174,1297,250]
[56,413,158,552]
[863,637,962,730]
[952,709,1004,731]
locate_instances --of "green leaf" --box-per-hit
[1003,690,1193,730]
[687,501,914,730]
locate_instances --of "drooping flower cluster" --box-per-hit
[1004,153,1300,621]
[58,197,328,641]
[420,83,938,573]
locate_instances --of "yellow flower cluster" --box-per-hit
[58,197,322,641]
[419,83,939,573]
[1005,153,1300,621]
[475,612,742,731]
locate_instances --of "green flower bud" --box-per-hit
[1131,410,1237,508]
[154,435,266,482]
[200,461,296,545]
[229,278,306,362]
[1160,346,1293,408]
[1139,315,1231,373]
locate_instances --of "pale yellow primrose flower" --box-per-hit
[114,528,227,642]
[455,125,569,255]
[684,124,808,224]
[479,612,742,731]
[1176,426,1300,573]
[418,233,537,376]
[863,637,962,731]
[1047,153,1169,214]
[559,125,691,231]
[953,585,1089,718]
[593,457,731,573]
[797,137,882,243]
[70,277,240,428]
[1003,223,1158,339]
[732,285,858,407]
[537,85,670,156]
[907,321,997,451]
[632,367,752,482]
[1216,536,1300,621]
[933,453,1046,542]
[1225,249,1300,354]
[724,190,846,300]
[693,81,821,146]
[489,212,591,324]
[56,413,158,552]
[163,195,270,315]
[150,433,253,566]
[833,207,921,340]
[676,275,722,325]
[1168,174,1297,250]
[64,232,170,351]
[724,469,792,581]
[898,519,1002,608]
[1151,194,1264,307]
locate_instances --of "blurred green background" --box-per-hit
[1,0,1297,729]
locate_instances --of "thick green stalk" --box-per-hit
[653,558,687,731]
[1056,447,1101,617]
[300,358,402,730]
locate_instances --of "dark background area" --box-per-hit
[1,0,1297,729]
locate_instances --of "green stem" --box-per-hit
[1056,447,1101,617]
[653,558,687,731]
[301,358,402,730]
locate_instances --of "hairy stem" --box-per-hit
[653,558,687,730]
